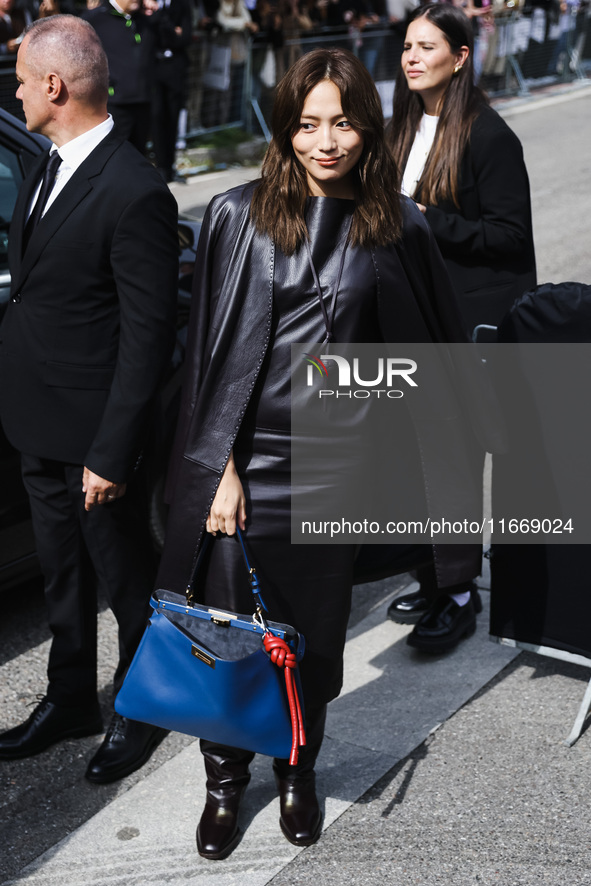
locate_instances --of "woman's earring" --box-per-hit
[453,64,463,75]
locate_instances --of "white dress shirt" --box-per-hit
[27,115,115,221]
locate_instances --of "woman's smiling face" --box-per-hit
[291,79,364,199]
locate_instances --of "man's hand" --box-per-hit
[82,467,126,511]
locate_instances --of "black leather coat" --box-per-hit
[157,182,501,594]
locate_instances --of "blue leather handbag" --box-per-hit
[115,530,306,764]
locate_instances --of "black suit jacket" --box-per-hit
[83,4,157,105]
[154,0,193,55]
[153,0,193,89]
[420,104,537,332]
[0,132,178,483]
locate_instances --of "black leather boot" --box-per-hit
[196,741,255,860]
[273,704,326,847]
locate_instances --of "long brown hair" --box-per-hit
[386,4,487,208]
[251,48,403,255]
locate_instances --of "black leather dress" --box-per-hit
[200,196,381,708]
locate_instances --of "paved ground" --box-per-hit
[3,568,591,886]
[1,81,591,886]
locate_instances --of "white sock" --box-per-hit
[449,591,471,607]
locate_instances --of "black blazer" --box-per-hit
[154,0,193,56]
[84,4,157,105]
[420,104,537,333]
[0,132,179,483]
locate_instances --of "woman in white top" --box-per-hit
[387,2,536,335]
[386,3,536,653]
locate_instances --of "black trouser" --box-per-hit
[413,552,478,601]
[354,543,480,591]
[152,57,187,177]
[21,453,156,707]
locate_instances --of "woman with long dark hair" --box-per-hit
[386,3,536,647]
[158,47,486,860]
[387,3,536,335]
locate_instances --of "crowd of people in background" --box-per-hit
[0,0,587,181]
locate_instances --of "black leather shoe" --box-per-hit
[387,589,432,624]
[388,582,482,625]
[407,594,477,654]
[0,697,103,760]
[85,714,168,784]
[275,771,322,847]
[196,786,248,860]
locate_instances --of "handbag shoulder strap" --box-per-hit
[186,528,267,613]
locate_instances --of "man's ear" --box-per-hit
[46,72,63,102]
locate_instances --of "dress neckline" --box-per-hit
[306,195,355,204]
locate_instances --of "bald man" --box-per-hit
[0,15,179,783]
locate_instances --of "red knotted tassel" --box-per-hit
[263,632,306,766]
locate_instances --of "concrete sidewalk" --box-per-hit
[4,562,591,886]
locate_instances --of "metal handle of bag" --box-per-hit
[186,528,267,617]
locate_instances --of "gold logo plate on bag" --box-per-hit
[192,646,216,668]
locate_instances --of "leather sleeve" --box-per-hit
[163,188,250,498]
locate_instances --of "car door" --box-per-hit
[0,109,47,589]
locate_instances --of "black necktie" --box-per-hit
[23,151,63,250]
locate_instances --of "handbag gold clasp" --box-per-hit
[191,645,216,668]
[208,608,231,627]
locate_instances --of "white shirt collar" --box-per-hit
[51,115,114,175]
[109,0,130,17]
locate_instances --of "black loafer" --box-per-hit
[387,589,432,624]
[0,697,103,760]
[275,772,322,847]
[407,595,477,654]
[388,582,482,625]
[85,714,168,784]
